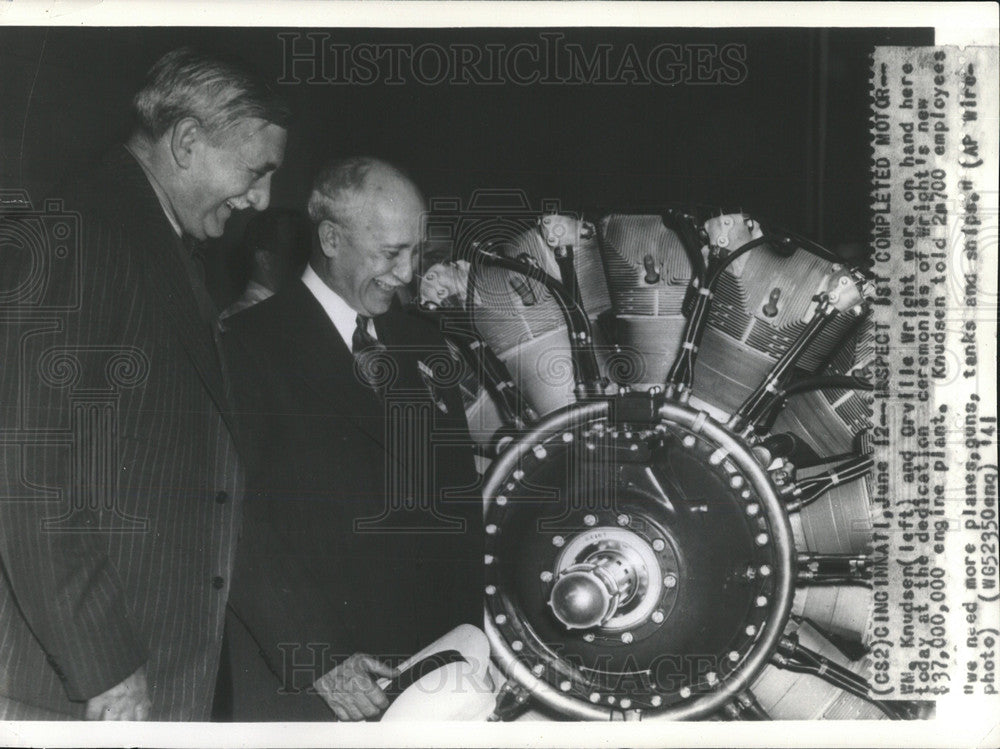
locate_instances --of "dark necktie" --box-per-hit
[352,315,387,395]
[177,234,232,404]
[179,235,218,327]
[352,314,379,354]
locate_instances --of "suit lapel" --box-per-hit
[373,308,432,401]
[112,150,238,438]
[279,281,389,451]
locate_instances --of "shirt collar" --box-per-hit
[124,143,184,238]
[301,264,375,352]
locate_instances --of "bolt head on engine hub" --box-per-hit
[548,570,614,629]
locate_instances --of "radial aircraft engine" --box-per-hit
[413,199,918,722]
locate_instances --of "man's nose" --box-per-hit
[392,251,414,284]
[247,175,272,211]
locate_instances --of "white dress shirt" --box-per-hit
[301,264,376,352]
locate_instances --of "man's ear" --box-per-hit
[169,117,202,170]
[317,220,341,259]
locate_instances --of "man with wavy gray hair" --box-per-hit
[0,47,288,720]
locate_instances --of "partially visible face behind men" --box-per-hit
[178,117,288,241]
[325,169,423,317]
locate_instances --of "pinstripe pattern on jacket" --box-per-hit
[0,148,244,720]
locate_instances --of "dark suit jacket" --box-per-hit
[222,279,483,720]
[0,148,243,720]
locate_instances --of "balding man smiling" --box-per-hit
[223,157,483,721]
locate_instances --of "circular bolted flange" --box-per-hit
[482,399,795,721]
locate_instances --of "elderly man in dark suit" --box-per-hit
[223,157,483,721]
[0,48,288,720]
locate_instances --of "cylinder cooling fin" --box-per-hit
[420,204,925,721]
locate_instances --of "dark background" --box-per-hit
[0,26,932,304]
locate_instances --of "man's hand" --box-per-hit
[314,653,400,721]
[84,666,152,720]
